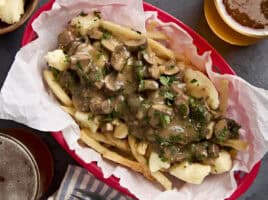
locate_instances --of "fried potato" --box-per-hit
[221,139,248,151]
[149,151,170,173]
[45,49,69,71]
[100,20,144,40]
[184,68,220,110]
[151,171,172,190]
[137,140,149,155]
[82,129,130,153]
[148,38,175,59]
[43,70,72,106]
[113,123,129,139]
[80,130,153,180]
[128,135,172,190]
[74,111,99,133]
[147,31,168,40]
[211,151,232,174]
[60,106,75,117]
[218,79,229,115]
[128,135,147,164]
[71,14,100,36]
[169,161,211,184]
[105,134,130,153]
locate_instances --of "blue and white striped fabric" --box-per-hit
[49,165,133,200]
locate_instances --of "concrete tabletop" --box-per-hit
[0,0,267,199]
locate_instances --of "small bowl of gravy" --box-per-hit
[204,0,268,45]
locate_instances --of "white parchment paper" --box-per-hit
[1,1,268,199]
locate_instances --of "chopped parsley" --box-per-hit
[102,110,119,122]
[141,99,151,109]
[49,67,60,80]
[79,11,87,17]
[159,75,176,86]
[138,79,145,91]
[154,134,181,147]
[178,104,189,118]
[102,30,112,40]
[154,112,171,128]
[76,61,83,70]
[95,70,103,81]
[216,127,229,143]
[160,90,175,106]
[64,55,70,63]
[190,78,198,83]
[94,11,101,19]
[88,113,93,120]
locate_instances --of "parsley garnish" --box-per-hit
[159,75,176,86]
[88,113,93,120]
[49,67,60,80]
[79,11,87,17]
[76,61,83,70]
[178,104,188,118]
[102,30,111,40]
[190,78,198,83]
[154,112,171,128]
[94,11,101,19]
[102,110,118,122]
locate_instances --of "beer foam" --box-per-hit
[215,0,268,37]
[0,135,38,200]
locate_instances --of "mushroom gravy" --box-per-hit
[51,12,241,164]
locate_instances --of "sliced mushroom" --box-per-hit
[139,80,159,91]
[58,29,76,50]
[163,65,180,75]
[162,60,180,75]
[208,143,220,158]
[101,37,121,52]
[147,104,173,127]
[151,104,173,116]
[101,122,114,132]
[124,38,147,52]
[111,46,130,71]
[88,27,104,40]
[214,119,230,142]
[89,97,113,115]
[67,40,81,56]
[148,65,165,79]
[104,73,124,91]
[142,48,156,65]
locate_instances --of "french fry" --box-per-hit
[218,79,229,115]
[100,20,144,40]
[128,135,147,164]
[105,133,130,153]
[128,135,172,190]
[221,139,248,151]
[82,129,130,153]
[148,38,175,59]
[147,31,168,40]
[60,106,75,117]
[151,172,172,190]
[74,111,99,133]
[43,70,72,106]
[80,130,153,180]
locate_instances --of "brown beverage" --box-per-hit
[0,133,39,200]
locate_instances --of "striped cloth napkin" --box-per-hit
[49,165,133,200]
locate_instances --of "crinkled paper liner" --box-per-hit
[1,1,268,199]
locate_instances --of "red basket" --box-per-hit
[21,1,261,199]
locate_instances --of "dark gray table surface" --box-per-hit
[0,0,267,199]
